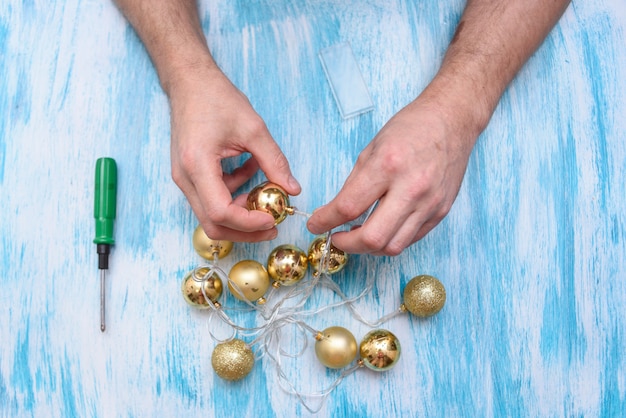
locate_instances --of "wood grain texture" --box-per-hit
[1,1,625,417]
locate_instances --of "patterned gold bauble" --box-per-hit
[402,275,446,317]
[359,329,401,372]
[228,260,270,302]
[246,181,294,225]
[211,339,255,381]
[315,326,358,369]
[181,268,223,307]
[266,244,308,286]
[192,225,233,260]
[307,235,348,275]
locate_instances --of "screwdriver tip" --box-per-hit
[101,324,106,332]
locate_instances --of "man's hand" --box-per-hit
[307,94,475,256]
[167,63,301,242]
[113,0,300,242]
[308,0,570,255]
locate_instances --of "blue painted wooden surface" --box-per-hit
[1,1,625,416]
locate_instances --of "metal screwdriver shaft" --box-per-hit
[94,157,117,333]
[100,269,106,331]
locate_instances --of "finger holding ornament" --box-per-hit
[182,163,278,241]
[306,156,381,238]
[309,192,419,256]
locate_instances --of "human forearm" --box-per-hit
[423,0,571,140]
[113,0,217,95]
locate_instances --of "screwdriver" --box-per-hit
[94,157,117,332]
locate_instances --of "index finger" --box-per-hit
[307,169,383,234]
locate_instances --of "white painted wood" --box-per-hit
[1,1,625,416]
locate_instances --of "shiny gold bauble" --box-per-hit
[359,329,401,372]
[192,225,233,260]
[181,268,223,307]
[246,181,294,225]
[211,339,255,381]
[315,326,358,369]
[267,244,308,286]
[307,235,348,275]
[228,260,270,302]
[402,275,446,317]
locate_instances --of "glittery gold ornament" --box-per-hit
[359,329,401,372]
[181,267,223,308]
[402,275,446,317]
[192,225,233,260]
[228,260,270,303]
[266,244,308,286]
[307,235,348,275]
[211,339,255,381]
[246,181,294,225]
[315,326,358,369]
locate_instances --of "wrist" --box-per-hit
[419,63,500,145]
[156,44,221,98]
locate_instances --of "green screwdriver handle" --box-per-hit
[94,157,117,245]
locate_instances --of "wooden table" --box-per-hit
[2,1,625,416]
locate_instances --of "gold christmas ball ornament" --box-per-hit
[267,244,308,286]
[246,181,294,225]
[359,329,401,372]
[228,260,270,303]
[402,275,446,317]
[308,235,348,275]
[315,326,358,369]
[211,339,255,381]
[181,268,223,308]
[192,225,233,260]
